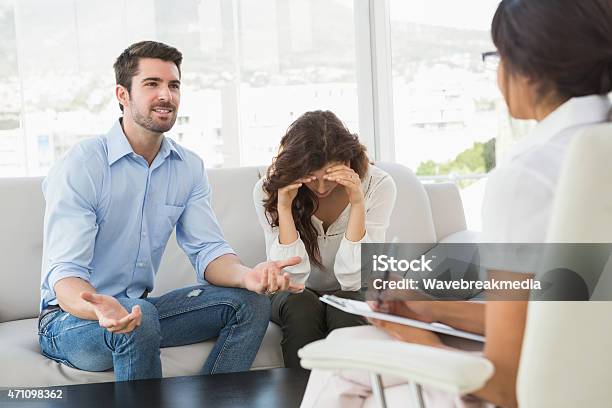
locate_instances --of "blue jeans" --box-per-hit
[38,285,271,381]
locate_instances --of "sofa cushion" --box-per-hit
[0,163,439,321]
[0,177,46,322]
[375,162,437,243]
[0,319,283,388]
[424,183,468,242]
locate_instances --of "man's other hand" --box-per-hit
[243,256,305,294]
[80,292,142,334]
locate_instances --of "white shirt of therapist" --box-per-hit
[482,94,611,244]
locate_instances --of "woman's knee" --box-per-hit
[278,290,324,321]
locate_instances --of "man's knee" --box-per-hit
[118,297,158,319]
[115,299,161,345]
[238,290,272,323]
[213,287,271,328]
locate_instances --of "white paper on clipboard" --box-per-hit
[320,295,485,343]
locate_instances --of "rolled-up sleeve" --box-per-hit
[252,179,311,286]
[41,154,99,302]
[334,175,397,291]
[176,159,235,284]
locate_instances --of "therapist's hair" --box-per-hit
[492,0,612,98]
[262,110,369,269]
[113,41,183,112]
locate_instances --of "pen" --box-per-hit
[376,268,390,308]
[376,237,398,308]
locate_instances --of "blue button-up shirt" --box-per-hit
[40,120,235,310]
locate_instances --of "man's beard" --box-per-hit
[131,102,177,133]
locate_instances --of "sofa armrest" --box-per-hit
[424,183,467,241]
[299,339,494,395]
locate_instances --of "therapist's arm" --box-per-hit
[426,301,485,334]
[372,298,485,334]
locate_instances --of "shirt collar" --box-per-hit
[160,135,184,162]
[508,95,611,160]
[106,120,134,165]
[106,119,184,165]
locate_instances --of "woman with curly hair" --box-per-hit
[253,110,397,367]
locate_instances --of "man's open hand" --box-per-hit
[80,292,142,334]
[242,256,305,294]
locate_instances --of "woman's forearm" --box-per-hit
[345,203,366,242]
[278,206,299,244]
[433,301,485,334]
[472,300,528,408]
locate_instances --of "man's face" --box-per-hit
[120,58,181,133]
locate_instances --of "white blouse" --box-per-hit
[480,95,611,274]
[253,165,397,292]
[482,95,611,244]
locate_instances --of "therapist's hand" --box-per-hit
[368,317,443,347]
[369,299,438,324]
[80,292,142,334]
[242,256,305,294]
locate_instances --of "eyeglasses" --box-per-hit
[481,51,500,71]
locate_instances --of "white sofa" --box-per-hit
[0,162,471,387]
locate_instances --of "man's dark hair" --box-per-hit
[113,41,183,112]
[491,0,612,99]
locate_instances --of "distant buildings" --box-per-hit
[0,0,519,187]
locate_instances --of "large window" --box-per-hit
[389,0,532,228]
[0,0,359,176]
[0,1,21,176]
[1,0,540,231]
[391,0,501,175]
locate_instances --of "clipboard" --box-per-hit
[320,295,485,343]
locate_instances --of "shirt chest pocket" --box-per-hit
[152,204,185,250]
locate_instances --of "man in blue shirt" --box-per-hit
[38,41,303,381]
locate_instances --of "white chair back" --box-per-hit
[517,123,612,407]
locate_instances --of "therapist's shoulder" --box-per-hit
[508,141,571,197]
[482,158,556,243]
[485,157,555,202]
[489,129,575,198]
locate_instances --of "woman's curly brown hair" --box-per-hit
[262,110,369,269]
